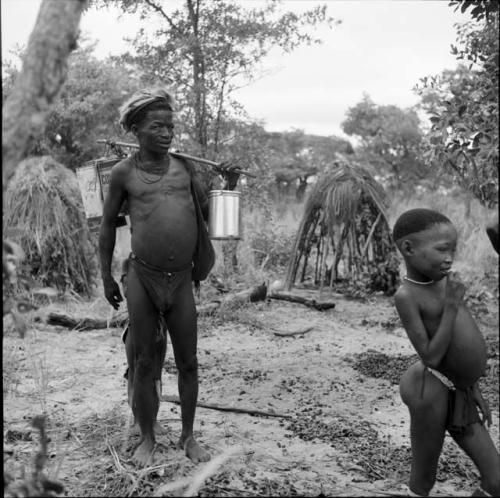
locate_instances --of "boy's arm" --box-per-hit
[98,164,127,309]
[471,383,492,427]
[395,273,464,369]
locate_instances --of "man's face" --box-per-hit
[134,109,174,154]
[407,222,457,281]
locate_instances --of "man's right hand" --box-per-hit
[445,271,465,304]
[103,276,123,310]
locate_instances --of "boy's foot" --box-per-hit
[132,438,156,467]
[178,435,210,463]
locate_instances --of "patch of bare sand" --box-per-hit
[3,293,498,497]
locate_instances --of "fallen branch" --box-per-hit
[161,395,291,419]
[269,291,336,311]
[272,326,315,337]
[46,311,128,330]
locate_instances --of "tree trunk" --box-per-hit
[186,0,208,155]
[2,0,87,194]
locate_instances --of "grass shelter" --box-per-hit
[4,156,97,297]
[284,154,400,295]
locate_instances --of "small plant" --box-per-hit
[4,416,65,497]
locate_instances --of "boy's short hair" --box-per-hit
[392,208,452,242]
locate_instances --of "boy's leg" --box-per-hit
[400,364,449,496]
[166,276,210,463]
[126,265,161,466]
[451,422,500,496]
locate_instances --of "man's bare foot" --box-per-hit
[179,435,210,463]
[132,438,156,467]
[130,421,166,436]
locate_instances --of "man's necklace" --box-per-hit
[403,275,434,285]
[134,152,169,184]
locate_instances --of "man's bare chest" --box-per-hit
[126,164,192,203]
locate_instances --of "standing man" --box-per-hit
[99,87,238,466]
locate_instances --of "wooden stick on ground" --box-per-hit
[272,326,315,337]
[269,291,336,311]
[161,395,291,419]
[46,311,128,330]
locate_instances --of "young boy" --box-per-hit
[393,208,499,497]
[99,87,238,467]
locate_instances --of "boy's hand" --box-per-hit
[103,276,123,310]
[445,271,465,304]
[472,385,492,427]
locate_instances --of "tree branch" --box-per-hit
[143,0,181,34]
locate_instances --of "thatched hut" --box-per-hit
[284,154,400,295]
[4,156,97,297]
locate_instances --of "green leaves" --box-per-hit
[415,4,498,207]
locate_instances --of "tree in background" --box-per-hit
[2,0,87,191]
[3,41,142,169]
[96,0,339,160]
[266,130,353,200]
[413,0,498,207]
[341,94,427,190]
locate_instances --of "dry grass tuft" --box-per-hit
[4,156,98,297]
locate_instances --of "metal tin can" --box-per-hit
[208,190,241,240]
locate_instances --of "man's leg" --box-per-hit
[452,422,500,496]
[152,325,168,435]
[400,364,448,496]
[166,276,210,463]
[126,265,160,466]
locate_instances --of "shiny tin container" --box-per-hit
[208,190,241,239]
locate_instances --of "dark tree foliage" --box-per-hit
[414,1,499,207]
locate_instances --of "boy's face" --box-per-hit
[403,222,457,281]
[133,109,174,154]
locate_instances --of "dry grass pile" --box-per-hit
[4,156,97,297]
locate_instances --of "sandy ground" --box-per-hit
[3,290,499,497]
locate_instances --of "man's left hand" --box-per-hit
[215,161,240,190]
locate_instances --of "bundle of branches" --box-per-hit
[284,154,400,295]
[4,156,97,297]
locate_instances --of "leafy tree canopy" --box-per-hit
[341,94,427,187]
[414,1,498,206]
[95,0,339,158]
[2,40,142,169]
